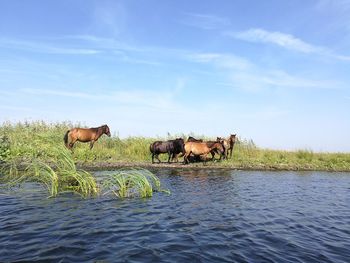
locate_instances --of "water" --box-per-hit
[0,169,349,262]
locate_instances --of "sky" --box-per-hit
[0,0,349,152]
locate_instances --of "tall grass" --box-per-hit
[0,123,168,198]
[0,147,98,198]
[102,168,168,198]
[1,121,350,171]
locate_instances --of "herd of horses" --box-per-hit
[63,125,236,164]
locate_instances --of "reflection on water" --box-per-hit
[0,170,349,262]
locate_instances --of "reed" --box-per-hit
[1,121,350,171]
[0,126,168,198]
[0,146,98,198]
[102,168,168,198]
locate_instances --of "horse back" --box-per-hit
[150,141,171,154]
[185,142,210,155]
[71,128,97,142]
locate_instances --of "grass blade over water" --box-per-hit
[102,168,169,198]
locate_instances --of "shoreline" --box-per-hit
[76,161,350,173]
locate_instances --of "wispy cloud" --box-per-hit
[20,84,184,110]
[190,52,339,91]
[0,105,33,111]
[181,13,231,30]
[227,28,322,53]
[0,38,100,55]
[0,36,165,65]
[188,53,251,70]
[225,28,350,61]
[21,88,95,99]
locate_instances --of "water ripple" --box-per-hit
[0,170,349,262]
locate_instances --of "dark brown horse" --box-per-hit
[150,138,185,163]
[64,125,111,150]
[224,134,236,158]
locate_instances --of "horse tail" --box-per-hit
[149,143,154,153]
[63,130,70,148]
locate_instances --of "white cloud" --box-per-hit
[0,105,33,111]
[226,28,323,53]
[188,53,251,70]
[226,28,350,61]
[20,83,184,111]
[190,52,339,91]
[181,13,231,30]
[0,38,100,55]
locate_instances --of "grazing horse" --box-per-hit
[64,125,111,150]
[150,138,185,163]
[183,142,224,164]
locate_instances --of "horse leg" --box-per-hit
[229,148,233,158]
[152,153,155,164]
[90,140,95,150]
[183,152,190,164]
[203,153,208,165]
[219,150,223,161]
[68,140,76,150]
[68,135,77,150]
[210,150,215,161]
[167,151,171,163]
[156,154,161,163]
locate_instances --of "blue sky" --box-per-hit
[0,0,349,152]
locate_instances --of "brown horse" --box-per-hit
[227,134,236,158]
[187,136,225,161]
[64,124,111,150]
[183,142,224,164]
[220,134,236,159]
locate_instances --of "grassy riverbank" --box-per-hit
[1,121,350,171]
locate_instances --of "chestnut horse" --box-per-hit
[218,134,237,159]
[187,136,224,160]
[183,142,224,164]
[64,124,111,150]
[227,134,237,158]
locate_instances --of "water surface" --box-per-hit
[0,169,349,262]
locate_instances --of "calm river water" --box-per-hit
[0,169,349,262]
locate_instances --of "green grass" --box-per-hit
[0,147,98,198]
[1,121,350,171]
[103,168,169,198]
[0,150,167,199]
[0,123,169,198]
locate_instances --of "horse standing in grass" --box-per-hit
[183,142,224,164]
[64,125,111,150]
[227,134,237,159]
[187,136,225,161]
[218,134,237,159]
[150,138,185,163]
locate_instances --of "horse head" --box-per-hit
[103,125,111,137]
[230,134,236,143]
